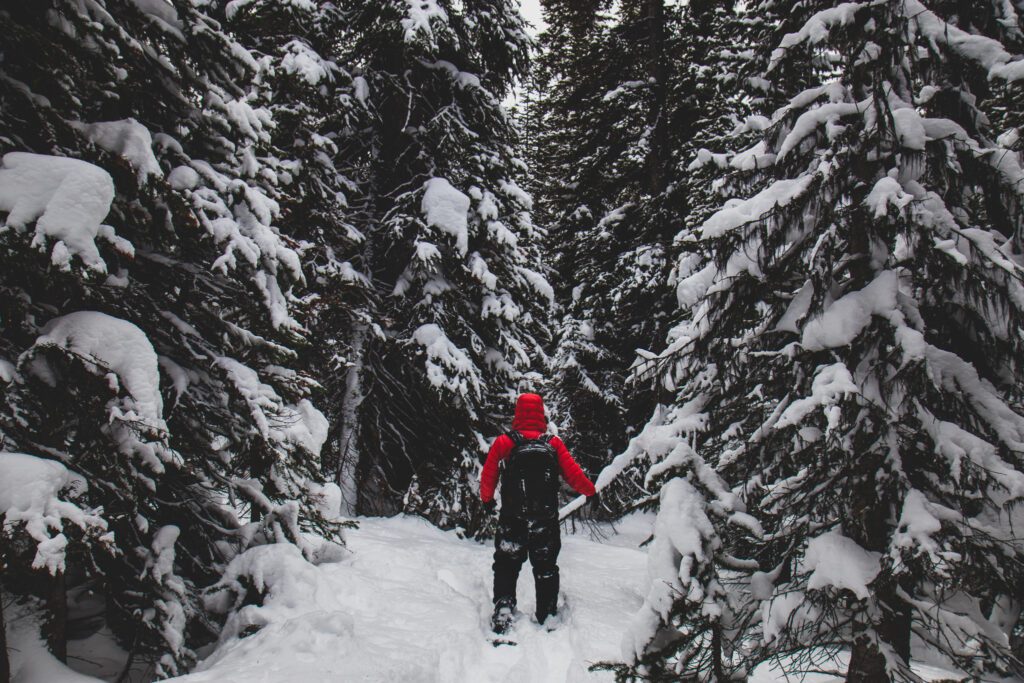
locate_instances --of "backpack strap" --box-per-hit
[506,430,524,446]
[542,434,557,463]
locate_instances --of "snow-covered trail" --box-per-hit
[167,513,962,683]
[175,515,650,683]
[2,511,968,683]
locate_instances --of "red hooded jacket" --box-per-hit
[479,393,596,503]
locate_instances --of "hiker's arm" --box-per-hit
[551,436,596,497]
[480,434,512,502]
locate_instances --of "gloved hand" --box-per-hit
[483,499,497,515]
[588,491,601,509]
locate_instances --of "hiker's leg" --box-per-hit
[493,515,527,609]
[528,516,561,623]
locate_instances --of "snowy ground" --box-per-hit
[174,514,651,683]
[7,512,964,683]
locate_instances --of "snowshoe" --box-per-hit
[489,636,518,648]
[539,595,568,631]
[540,611,563,632]
[491,601,516,635]
[488,601,518,646]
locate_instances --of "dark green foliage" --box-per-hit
[318,0,552,530]
[621,1,1024,680]
[0,0,343,673]
[527,0,751,516]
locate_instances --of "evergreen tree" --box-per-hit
[222,0,377,520]
[530,0,735,513]
[325,0,552,532]
[0,0,342,673]
[621,1,1024,680]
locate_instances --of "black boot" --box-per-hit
[491,598,516,634]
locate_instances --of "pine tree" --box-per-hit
[323,0,552,532]
[621,0,1024,680]
[0,0,342,673]
[221,0,377,520]
[530,0,739,514]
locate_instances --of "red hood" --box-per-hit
[512,393,547,433]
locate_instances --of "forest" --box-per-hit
[0,0,1022,680]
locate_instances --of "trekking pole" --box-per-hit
[558,438,642,521]
[558,493,590,522]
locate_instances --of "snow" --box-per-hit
[171,515,649,683]
[0,357,15,382]
[422,177,471,257]
[280,39,331,86]
[775,279,814,333]
[0,451,107,574]
[700,177,814,238]
[802,531,881,600]
[891,489,954,572]
[770,0,1024,83]
[150,513,963,682]
[749,653,959,683]
[905,0,1024,83]
[997,127,1020,149]
[516,266,555,302]
[308,481,344,522]
[36,311,164,423]
[775,362,858,432]
[769,2,864,71]
[561,398,716,522]
[499,179,533,211]
[730,140,775,170]
[865,173,913,218]
[0,152,121,272]
[423,60,483,91]
[130,0,184,38]
[71,118,163,180]
[602,80,646,102]
[777,100,864,158]
[282,399,330,457]
[624,478,715,662]
[32,311,175,473]
[760,590,816,647]
[892,107,926,150]
[675,258,716,308]
[411,323,480,397]
[402,0,448,43]
[4,601,105,683]
[919,407,1024,497]
[353,76,369,103]
[168,165,200,190]
[215,357,329,455]
[801,270,898,350]
[181,157,304,330]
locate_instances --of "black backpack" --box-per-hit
[500,431,560,518]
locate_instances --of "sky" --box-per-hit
[519,0,548,34]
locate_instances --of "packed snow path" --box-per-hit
[176,515,650,683]
[167,514,964,683]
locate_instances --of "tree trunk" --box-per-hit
[336,322,367,516]
[846,464,910,681]
[46,571,67,663]
[848,634,887,682]
[645,0,667,195]
[848,601,911,683]
[115,632,137,683]
[1,582,10,683]
[846,596,912,679]
[710,623,726,681]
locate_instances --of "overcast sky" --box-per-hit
[520,0,548,34]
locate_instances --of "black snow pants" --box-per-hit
[492,513,561,623]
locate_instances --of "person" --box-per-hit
[479,392,597,634]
